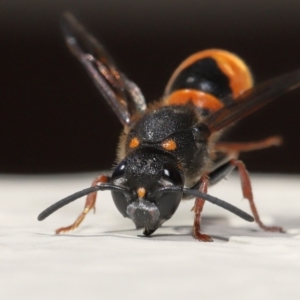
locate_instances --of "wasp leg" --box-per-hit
[215,135,282,157]
[192,176,213,242]
[229,159,284,232]
[55,175,110,234]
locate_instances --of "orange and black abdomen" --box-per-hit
[164,49,253,114]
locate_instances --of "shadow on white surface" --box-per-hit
[0,173,300,300]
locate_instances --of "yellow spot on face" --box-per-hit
[137,187,146,199]
[162,139,177,151]
[129,137,140,149]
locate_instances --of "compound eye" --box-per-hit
[162,163,183,186]
[112,161,127,179]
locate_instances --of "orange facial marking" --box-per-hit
[129,137,140,149]
[164,89,224,112]
[165,49,253,99]
[137,187,146,199]
[162,139,177,151]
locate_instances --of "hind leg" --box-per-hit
[215,136,282,157]
[229,159,284,232]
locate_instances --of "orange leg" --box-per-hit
[193,176,213,242]
[56,175,109,234]
[230,159,284,232]
[215,136,282,157]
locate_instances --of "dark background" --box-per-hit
[1,0,300,174]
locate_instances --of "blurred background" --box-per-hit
[1,0,300,174]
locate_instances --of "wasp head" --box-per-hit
[111,148,184,236]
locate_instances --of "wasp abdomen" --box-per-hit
[167,57,232,99]
[164,49,253,114]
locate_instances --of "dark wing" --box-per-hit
[61,13,146,126]
[206,69,300,132]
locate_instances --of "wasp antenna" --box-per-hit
[148,186,254,222]
[38,184,131,221]
[183,188,254,222]
[38,186,100,221]
[147,186,183,198]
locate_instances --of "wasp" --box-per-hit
[38,13,300,241]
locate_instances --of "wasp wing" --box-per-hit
[61,13,146,126]
[206,69,300,132]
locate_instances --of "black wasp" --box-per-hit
[38,13,300,241]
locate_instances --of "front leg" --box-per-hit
[55,175,110,234]
[193,176,213,242]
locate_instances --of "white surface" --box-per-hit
[1,172,300,300]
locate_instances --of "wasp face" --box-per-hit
[111,148,184,235]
